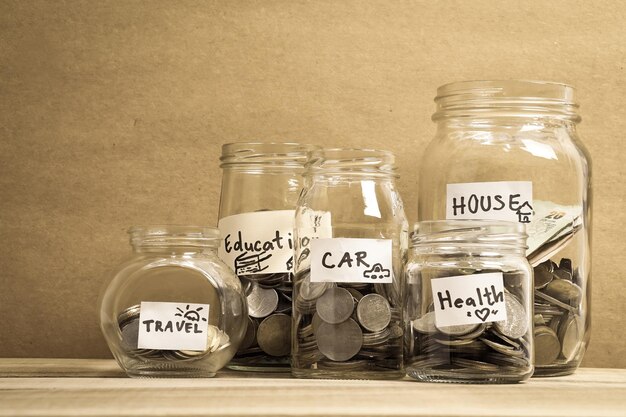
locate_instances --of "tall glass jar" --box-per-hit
[405,220,534,384]
[417,80,592,376]
[218,142,316,371]
[292,148,409,379]
[99,226,247,378]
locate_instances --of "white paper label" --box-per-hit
[310,238,393,283]
[430,273,507,327]
[137,302,210,351]
[218,210,295,275]
[446,181,534,223]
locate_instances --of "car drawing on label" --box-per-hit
[363,263,391,280]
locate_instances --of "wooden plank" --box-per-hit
[0,360,624,417]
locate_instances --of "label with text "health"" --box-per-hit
[430,273,507,327]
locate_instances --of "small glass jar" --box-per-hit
[99,226,247,378]
[405,220,534,384]
[217,142,317,370]
[418,80,591,376]
[292,148,409,379]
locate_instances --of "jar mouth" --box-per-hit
[433,80,580,122]
[220,142,319,168]
[305,148,398,178]
[411,220,527,250]
[129,225,220,248]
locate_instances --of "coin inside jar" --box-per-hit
[356,293,392,332]
[534,325,561,365]
[494,293,528,339]
[257,313,291,357]
[316,318,363,362]
[316,287,355,324]
[559,314,584,361]
[247,285,279,318]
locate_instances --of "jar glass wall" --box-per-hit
[292,148,409,379]
[405,220,534,384]
[218,142,317,371]
[417,81,592,376]
[99,226,247,378]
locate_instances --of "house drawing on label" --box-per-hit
[516,201,533,223]
[363,263,391,280]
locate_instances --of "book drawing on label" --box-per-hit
[234,251,272,275]
[363,263,391,280]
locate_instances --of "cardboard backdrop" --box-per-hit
[1,1,624,368]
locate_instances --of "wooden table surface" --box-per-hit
[0,359,625,417]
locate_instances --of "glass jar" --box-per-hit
[417,80,591,376]
[99,226,247,378]
[405,220,534,384]
[217,142,316,370]
[292,148,409,379]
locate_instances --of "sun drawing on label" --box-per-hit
[175,305,207,322]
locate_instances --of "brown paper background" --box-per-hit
[0,1,624,368]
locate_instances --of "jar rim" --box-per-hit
[433,80,580,122]
[129,225,220,248]
[305,148,398,178]
[220,142,319,167]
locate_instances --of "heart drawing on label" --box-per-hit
[474,308,491,322]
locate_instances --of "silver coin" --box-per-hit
[117,305,141,328]
[356,293,391,332]
[495,293,528,339]
[534,262,554,289]
[558,314,584,361]
[534,325,561,365]
[247,284,279,318]
[299,273,332,301]
[238,316,258,352]
[436,322,480,337]
[257,313,291,357]
[311,312,323,334]
[316,318,363,362]
[120,318,140,351]
[412,312,437,334]
[316,287,355,324]
[543,279,583,304]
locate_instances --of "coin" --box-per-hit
[495,293,528,339]
[356,294,392,332]
[257,313,291,357]
[311,312,323,334]
[534,262,554,289]
[120,318,140,351]
[299,273,332,301]
[543,279,582,304]
[412,312,437,334]
[316,287,355,324]
[316,318,363,361]
[247,284,279,318]
[559,314,584,361]
[534,325,561,365]
[436,322,480,337]
[238,316,258,352]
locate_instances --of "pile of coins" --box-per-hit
[117,305,230,361]
[292,269,403,374]
[408,271,532,377]
[234,273,293,364]
[533,258,585,366]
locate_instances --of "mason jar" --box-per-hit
[99,226,247,378]
[417,80,591,376]
[292,148,409,379]
[405,220,534,384]
[217,142,316,370]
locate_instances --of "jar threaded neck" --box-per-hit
[432,80,581,123]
